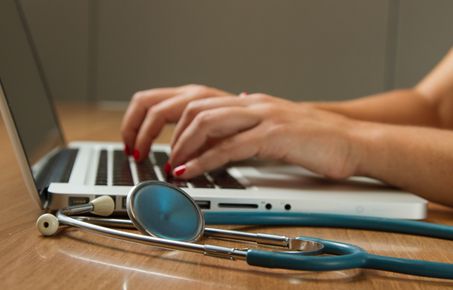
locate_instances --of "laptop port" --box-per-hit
[195,200,211,210]
[68,196,90,206]
[285,204,291,211]
[218,203,258,209]
[265,203,272,210]
[122,197,127,210]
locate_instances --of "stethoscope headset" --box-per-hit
[36,181,453,279]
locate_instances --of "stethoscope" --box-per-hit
[37,181,453,279]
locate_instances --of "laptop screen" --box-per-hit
[0,1,65,173]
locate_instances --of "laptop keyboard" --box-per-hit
[113,150,134,186]
[60,149,79,183]
[36,148,79,191]
[95,150,245,189]
[135,156,158,181]
[95,150,108,185]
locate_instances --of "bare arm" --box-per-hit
[312,48,453,129]
[354,121,453,207]
[312,48,453,206]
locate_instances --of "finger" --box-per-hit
[170,107,260,167]
[170,96,249,148]
[172,128,261,179]
[132,92,209,161]
[121,87,179,152]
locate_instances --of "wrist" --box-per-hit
[301,100,344,113]
[346,120,388,178]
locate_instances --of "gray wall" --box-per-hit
[394,0,453,88]
[21,0,93,101]
[20,0,453,103]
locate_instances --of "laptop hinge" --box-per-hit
[39,186,51,210]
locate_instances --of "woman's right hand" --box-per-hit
[121,84,230,161]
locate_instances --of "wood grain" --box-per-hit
[1,102,453,289]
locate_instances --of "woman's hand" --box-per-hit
[169,93,364,180]
[121,84,230,161]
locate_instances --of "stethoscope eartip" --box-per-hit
[36,213,59,236]
[90,196,115,216]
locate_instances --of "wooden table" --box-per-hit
[1,102,453,290]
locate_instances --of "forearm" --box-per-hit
[353,121,453,207]
[310,48,453,129]
[309,89,440,127]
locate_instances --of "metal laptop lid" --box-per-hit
[0,0,66,209]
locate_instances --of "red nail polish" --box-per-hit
[173,165,186,177]
[164,162,172,175]
[124,145,131,155]
[133,149,140,161]
[241,91,248,95]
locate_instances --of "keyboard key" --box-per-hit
[153,151,186,186]
[166,176,188,188]
[190,174,215,188]
[152,150,243,189]
[136,157,158,181]
[113,150,134,186]
[60,149,79,183]
[95,150,108,185]
[209,169,245,189]
[35,148,80,191]
[153,151,168,165]
[153,151,169,175]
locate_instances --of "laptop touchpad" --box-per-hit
[232,160,391,191]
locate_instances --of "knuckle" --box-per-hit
[250,93,269,103]
[147,105,164,119]
[182,83,199,89]
[194,111,214,128]
[255,103,275,115]
[140,109,160,129]
[183,84,207,93]
[185,101,203,118]
[131,91,146,104]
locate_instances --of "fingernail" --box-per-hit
[124,145,131,155]
[173,165,186,177]
[240,91,248,97]
[133,149,140,161]
[164,162,172,176]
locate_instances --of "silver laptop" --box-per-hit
[0,0,427,219]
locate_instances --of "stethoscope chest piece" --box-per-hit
[126,181,205,242]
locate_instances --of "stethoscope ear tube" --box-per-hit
[204,212,453,240]
[247,238,453,279]
[209,212,453,279]
[364,254,453,279]
[247,238,367,271]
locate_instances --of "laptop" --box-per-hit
[0,0,427,219]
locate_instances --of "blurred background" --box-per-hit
[19,0,453,104]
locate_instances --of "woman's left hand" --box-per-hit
[169,93,365,180]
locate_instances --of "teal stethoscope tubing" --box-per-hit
[205,212,453,279]
[205,212,453,239]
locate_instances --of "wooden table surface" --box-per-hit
[1,102,453,290]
